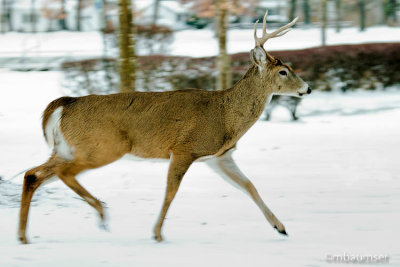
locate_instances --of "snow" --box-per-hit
[171,26,400,57]
[0,71,399,266]
[0,31,103,58]
[0,26,399,60]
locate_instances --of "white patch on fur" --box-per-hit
[45,107,74,160]
[123,154,169,162]
[266,94,274,105]
[205,149,250,196]
[298,82,309,94]
[196,155,215,162]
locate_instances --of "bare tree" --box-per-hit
[101,0,115,90]
[335,0,341,32]
[76,0,82,31]
[6,0,13,31]
[30,0,36,33]
[388,0,398,23]
[289,0,297,22]
[41,0,70,31]
[303,0,310,25]
[152,0,161,25]
[358,0,366,31]
[321,0,327,46]
[183,0,259,90]
[216,0,231,90]
[1,0,14,32]
[0,0,6,33]
[59,0,67,30]
[118,0,136,92]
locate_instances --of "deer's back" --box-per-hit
[50,90,232,163]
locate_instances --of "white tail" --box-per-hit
[44,107,74,160]
[18,10,310,244]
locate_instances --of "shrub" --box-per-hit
[61,43,400,95]
[136,24,174,54]
[61,58,118,95]
[268,43,400,91]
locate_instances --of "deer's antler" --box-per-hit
[254,10,298,47]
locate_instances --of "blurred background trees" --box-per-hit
[215,0,230,91]
[118,0,136,92]
[1,0,400,96]
[0,0,398,33]
[182,0,259,90]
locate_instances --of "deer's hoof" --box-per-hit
[98,221,110,232]
[274,225,288,236]
[153,234,163,242]
[19,236,29,244]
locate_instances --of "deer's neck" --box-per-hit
[223,65,273,129]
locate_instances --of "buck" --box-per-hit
[18,11,311,244]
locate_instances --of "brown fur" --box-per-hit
[19,14,308,244]
[42,96,77,141]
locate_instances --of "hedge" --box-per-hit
[61,43,400,95]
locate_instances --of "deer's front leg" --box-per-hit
[153,153,194,242]
[206,149,287,235]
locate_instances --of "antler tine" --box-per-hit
[262,9,268,38]
[268,17,298,39]
[254,10,298,47]
[254,10,269,46]
[253,19,260,46]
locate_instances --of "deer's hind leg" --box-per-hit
[19,155,62,244]
[54,162,107,228]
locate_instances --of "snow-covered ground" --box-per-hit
[0,71,399,266]
[0,31,103,58]
[0,26,399,60]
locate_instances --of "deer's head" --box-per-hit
[250,11,311,97]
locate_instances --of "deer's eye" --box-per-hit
[279,70,288,76]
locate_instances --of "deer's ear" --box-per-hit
[250,47,267,69]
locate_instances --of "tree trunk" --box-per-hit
[335,0,341,32]
[1,0,5,33]
[375,0,384,25]
[303,0,310,25]
[59,0,67,30]
[216,0,231,91]
[6,0,13,31]
[76,0,82,31]
[358,0,366,31]
[101,0,113,90]
[390,0,397,22]
[321,0,327,46]
[289,0,297,22]
[30,0,36,33]
[118,0,136,92]
[152,0,161,25]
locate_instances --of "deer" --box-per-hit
[264,95,302,121]
[18,11,311,244]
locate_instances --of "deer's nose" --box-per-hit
[307,87,312,94]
